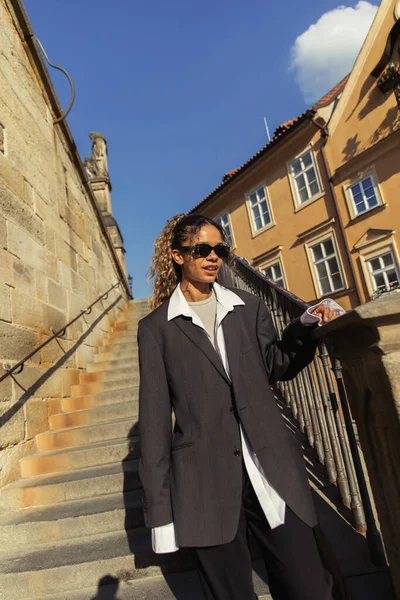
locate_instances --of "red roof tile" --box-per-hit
[312,74,349,110]
[190,76,349,215]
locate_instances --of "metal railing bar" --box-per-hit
[0,281,121,384]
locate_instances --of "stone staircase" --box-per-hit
[0,299,271,600]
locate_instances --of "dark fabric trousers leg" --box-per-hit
[195,469,333,600]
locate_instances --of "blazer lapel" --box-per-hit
[174,317,231,384]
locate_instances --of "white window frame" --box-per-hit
[345,171,383,219]
[288,148,322,209]
[367,250,400,293]
[246,184,274,237]
[216,211,235,248]
[307,235,345,297]
[261,259,286,288]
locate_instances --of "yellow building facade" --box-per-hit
[191,0,400,310]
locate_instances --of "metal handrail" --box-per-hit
[0,281,122,383]
[219,256,387,567]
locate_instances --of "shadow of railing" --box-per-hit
[0,295,122,429]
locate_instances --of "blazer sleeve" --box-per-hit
[138,321,173,528]
[256,298,318,384]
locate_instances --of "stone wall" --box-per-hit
[0,0,130,486]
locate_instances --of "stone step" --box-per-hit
[87,357,137,373]
[0,528,197,599]
[36,417,135,452]
[95,343,137,356]
[71,376,138,398]
[50,402,138,430]
[20,435,138,478]
[61,385,139,412]
[38,569,271,600]
[93,350,138,364]
[1,459,140,510]
[0,489,143,549]
[79,365,136,384]
[102,333,138,346]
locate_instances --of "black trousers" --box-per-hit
[195,468,333,600]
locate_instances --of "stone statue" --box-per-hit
[84,132,109,179]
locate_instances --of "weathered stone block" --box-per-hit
[48,280,67,311]
[55,236,77,271]
[0,180,44,244]
[44,305,67,336]
[0,248,35,295]
[11,289,45,330]
[0,366,12,402]
[7,221,45,269]
[0,282,11,322]
[0,400,25,448]
[57,261,72,290]
[24,398,49,439]
[23,179,34,208]
[0,214,6,248]
[40,336,74,367]
[0,122,4,153]
[44,224,55,254]
[71,270,88,300]
[0,439,36,487]
[35,271,48,303]
[12,365,63,400]
[0,321,38,361]
[0,154,24,199]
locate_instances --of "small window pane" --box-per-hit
[296,174,306,190]
[381,253,393,267]
[327,257,340,275]
[292,160,302,176]
[331,273,343,290]
[249,193,257,206]
[306,167,317,184]
[299,187,309,203]
[312,245,323,262]
[255,215,262,230]
[316,262,328,280]
[320,276,332,295]
[361,177,373,192]
[302,151,312,167]
[387,270,398,284]
[351,183,361,196]
[323,239,334,256]
[373,273,385,289]
[309,181,320,196]
[369,258,381,272]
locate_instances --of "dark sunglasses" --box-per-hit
[179,243,229,259]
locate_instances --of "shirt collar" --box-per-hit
[167,281,245,322]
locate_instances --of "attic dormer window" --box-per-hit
[376,62,400,108]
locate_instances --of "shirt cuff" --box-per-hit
[151,522,179,553]
[300,298,346,327]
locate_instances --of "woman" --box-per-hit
[138,214,340,600]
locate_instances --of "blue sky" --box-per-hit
[23,0,378,298]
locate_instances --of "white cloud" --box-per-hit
[290,2,378,103]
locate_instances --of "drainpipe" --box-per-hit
[310,119,363,306]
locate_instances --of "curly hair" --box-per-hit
[148,214,231,309]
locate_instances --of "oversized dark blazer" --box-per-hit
[137,288,318,548]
